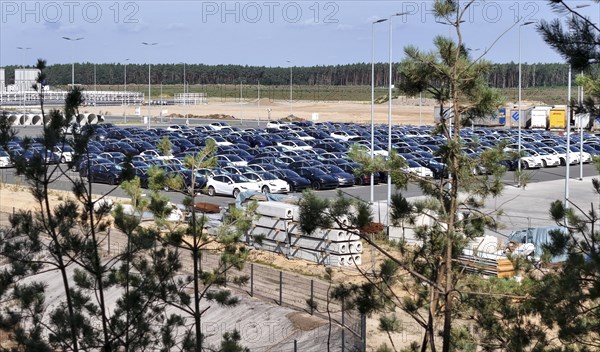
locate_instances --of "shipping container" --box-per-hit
[507,107,532,129]
[471,108,507,127]
[530,106,552,129]
[549,108,567,130]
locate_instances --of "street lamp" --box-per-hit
[142,42,158,129]
[565,4,590,208]
[240,80,244,124]
[371,18,388,203]
[286,60,293,117]
[387,12,407,227]
[517,21,534,187]
[182,62,188,124]
[62,36,84,88]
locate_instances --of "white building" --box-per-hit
[0,68,5,92]
[15,68,40,92]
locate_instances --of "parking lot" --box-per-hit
[2,117,599,213]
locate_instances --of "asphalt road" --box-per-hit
[1,162,598,210]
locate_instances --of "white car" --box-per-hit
[243,171,290,194]
[53,145,75,163]
[277,140,313,151]
[289,131,315,141]
[266,120,290,130]
[140,149,173,160]
[524,148,561,168]
[330,131,359,141]
[504,148,542,169]
[0,149,12,168]
[354,142,389,157]
[569,146,592,163]
[404,160,434,178]
[218,154,248,167]
[519,151,543,169]
[208,122,230,131]
[540,146,578,166]
[205,174,261,198]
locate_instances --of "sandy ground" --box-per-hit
[0,185,407,350]
[83,98,436,126]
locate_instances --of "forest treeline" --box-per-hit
[1,62,577,88]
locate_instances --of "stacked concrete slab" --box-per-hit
[248,201,363,267]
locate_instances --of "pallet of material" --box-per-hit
[457,255,514,278]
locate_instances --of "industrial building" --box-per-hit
[0,68,5,92]
[14,68,40,92]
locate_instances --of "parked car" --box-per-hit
[243,171,290,194]
[0,149,12,168]
[88,163,123,185]
[271,169,312,192]
[294,167,339,190]
[205,174,261,198]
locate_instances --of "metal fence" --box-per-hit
[0,210,366,351]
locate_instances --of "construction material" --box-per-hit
[246,202,364,267]
[256,201,297,219]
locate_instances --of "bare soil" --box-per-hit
[84,98,435,126]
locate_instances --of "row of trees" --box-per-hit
[3,62,591,89]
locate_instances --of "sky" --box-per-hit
[1,0,599,68]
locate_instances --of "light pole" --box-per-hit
[566,65,572,210]
[371,18,388,203]
[182,62,188,124]
[240,80,244,124]
[517,21,534,187]
[62,36,84,88]
[257,80,261,126]
[565,4,589,207]
[579,70,584,180]
[387,12,407,227]
[123,58,129,105]
[142,42,158,129]
[16,46,31,109]
[287,60,293,117]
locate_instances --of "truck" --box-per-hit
[530,106,552,130]
[549,107,567,130]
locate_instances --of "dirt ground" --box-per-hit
[83,98,436,126]
[0,184,412,350]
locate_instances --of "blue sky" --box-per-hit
[1,1,599,68]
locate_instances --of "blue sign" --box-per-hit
[512,112,519,121]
